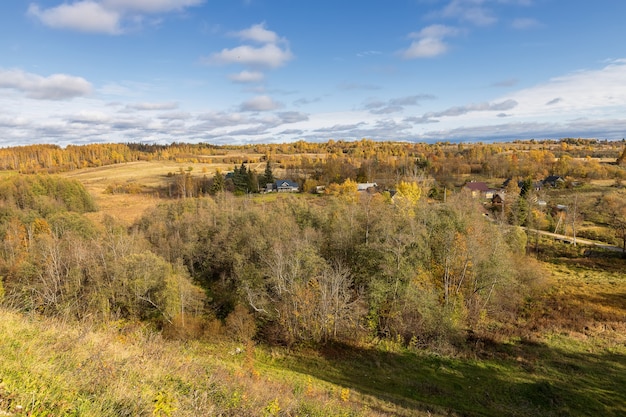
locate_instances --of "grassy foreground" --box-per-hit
[0,253,624,416]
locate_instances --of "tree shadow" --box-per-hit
[276,339,626,417]
[588,292,626,312]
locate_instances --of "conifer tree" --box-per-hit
[211,169,225,194]
[262,160,275,186]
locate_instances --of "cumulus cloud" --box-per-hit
[206,22,293,76]
[231,22,280,44]
[240,95,283,112]
[0,68,93,100]
[229,70,265,83]
[158,111,192,120]
[126,101,179,110]
[208,43,293,68]
[27,0,203,34]
[28,1,121,34]
[401,25,459,59]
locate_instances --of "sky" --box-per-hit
[1,0,626,147]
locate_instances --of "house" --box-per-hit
[543,175,565,188]
[357,182,378,192]
[492,192,505,207]
[273,179,299,193]
[464,181,495,199]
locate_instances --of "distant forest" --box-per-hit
[2,139,625,187]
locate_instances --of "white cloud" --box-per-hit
[229,70,265,83]
[433,99,519,117]
[232,22,279,44]
[240,95,283,112]
[364,94,436,114]
[503,59,626,119]
[126,101,179,110]
[28,1,121,34]
[206,23,293,78]
[67,110,112,124]
[0,68,93,100]
[27,0,203,34]
[276,111,308,124]
[401,25,459,59]
[545,98,562,106]
[103,0,203,13]
[158,111,192,120]
[441,0,497,26]
[208,43,293,68]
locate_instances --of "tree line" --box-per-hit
[2,141,625,187]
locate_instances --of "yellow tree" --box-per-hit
[394,181,421,216]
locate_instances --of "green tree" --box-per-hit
[211,169,225,195]
[262,160,275,187]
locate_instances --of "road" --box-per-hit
[524,228,623,253]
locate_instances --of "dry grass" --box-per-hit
[524,250,626,347]
[0,310,387,416]
[59,160,292,224]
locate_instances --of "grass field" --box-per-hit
[59,160,293,224]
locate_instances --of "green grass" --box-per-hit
[262,334,625,417]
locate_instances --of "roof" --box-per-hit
[464,181,491,192]
[357,182,377,191]
[544,175,564,183]
[274,179,299,188]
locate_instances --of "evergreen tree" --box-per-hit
[233,163,248,194]
[211,169,225,195]
[262,160,275,187]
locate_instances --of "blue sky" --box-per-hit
[1,0,626,146]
